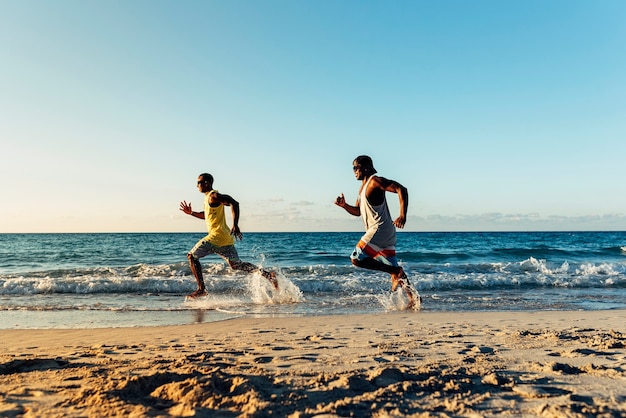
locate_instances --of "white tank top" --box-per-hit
[358,176,396,248]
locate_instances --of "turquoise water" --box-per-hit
[1,232,625,328]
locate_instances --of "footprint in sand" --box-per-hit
[0,358,69,374]
[512,384,571,398]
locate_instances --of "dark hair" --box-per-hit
[354,155,377,174]
[199,173,214,184]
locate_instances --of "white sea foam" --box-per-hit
[2,232,626,329]
[576,262,619,276]
[248,271,304,304]
[377,284,421,311]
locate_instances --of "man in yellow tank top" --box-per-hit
[180,173,278,298]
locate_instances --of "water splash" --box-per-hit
[248,271,304,304]
[377,284,421,311]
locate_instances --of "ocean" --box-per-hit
[1,232,625,329]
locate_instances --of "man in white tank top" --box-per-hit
[335,155,416,308]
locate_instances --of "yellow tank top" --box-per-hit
[204,190,234,247]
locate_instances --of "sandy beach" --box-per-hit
[1,310,625,417]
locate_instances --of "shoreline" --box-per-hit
[3,305,626,331]
[2,310,626,416]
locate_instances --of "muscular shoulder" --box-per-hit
[209,190,237,207]
[367,175,394,192]
[207,190,224,207]
[365,176,386,204]
[370,175,395,188]
[369,175,407,196]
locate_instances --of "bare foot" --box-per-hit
[391,268,407,292]
[187,288,208,298]
[263,270,279,290]
[405,288,416,309]
[392,269,419,309]
[403,283,422,310]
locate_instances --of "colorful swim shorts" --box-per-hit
[350,239,398,267]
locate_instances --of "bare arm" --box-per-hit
[334,193,361,217]
[210,192,243,240]
[393,184,408,228]
[228,200,242,240]
[368,177,409,228]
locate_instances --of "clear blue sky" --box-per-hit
[1,1,624,232]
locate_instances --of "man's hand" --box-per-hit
[179,200,193,215]
[334,193,346,208]
[393,216,406,229]
[231,225,243,241]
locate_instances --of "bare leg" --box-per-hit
[353,258,415,307]
[352,257,402,280]
[187,253,207,297]
[393,269,417,308]
[262,269,279,290]
[229,260,278,289]
[351,257,399,273]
